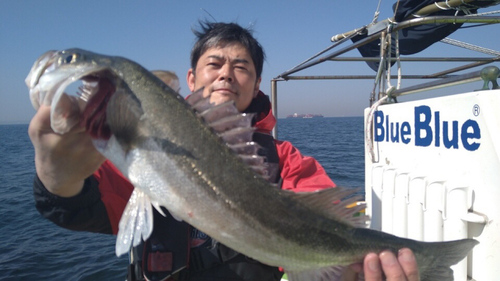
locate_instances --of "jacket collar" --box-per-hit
[244,91,276,134]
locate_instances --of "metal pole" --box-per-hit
[389,69,487,97]
[277,16,500,80]
[275,34,380,79]
[271,79,278,139]
[280,75,455,80]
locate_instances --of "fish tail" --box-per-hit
[415,238,478,281]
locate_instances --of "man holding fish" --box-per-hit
[28,21,419,280]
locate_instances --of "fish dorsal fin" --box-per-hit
[280,187,369,228]
[227,141,272,179]
[198,101,240,123]
[219,127,255,144]
[184,87,205,107]
[210,113,254,133]
[186,89,271,180]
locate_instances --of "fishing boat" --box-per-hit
[271,1,500,280]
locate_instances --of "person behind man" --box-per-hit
[152,70,181,93]
[29,21,420,281]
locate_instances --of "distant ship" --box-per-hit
[286,113,324,118]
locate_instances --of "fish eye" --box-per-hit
[60,53,79,64]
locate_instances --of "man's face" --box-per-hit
[187,42,261,112]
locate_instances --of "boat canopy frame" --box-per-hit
[270,9,500,138]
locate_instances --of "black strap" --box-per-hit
[127,262,145,281]
[189,242,220,271]
[252,132,281,185]
[189,240,241,272]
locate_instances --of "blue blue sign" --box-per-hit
[374,106,481,151]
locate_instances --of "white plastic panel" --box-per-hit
[364,89,500,281]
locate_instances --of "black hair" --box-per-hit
[190,21,266,79]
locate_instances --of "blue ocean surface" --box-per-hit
[0,117,364,280]
[277,117,365,189]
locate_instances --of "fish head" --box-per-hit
[25,48,119,136]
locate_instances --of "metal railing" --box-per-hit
[270,14,500,138]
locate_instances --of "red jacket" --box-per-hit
[94,92,336,234]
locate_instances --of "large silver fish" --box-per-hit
[26,49,478,281]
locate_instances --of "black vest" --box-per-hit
[127,132,283,281]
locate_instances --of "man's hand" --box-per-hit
[28,104,105,197]
[363,248,419,281]
[344,248,419,281]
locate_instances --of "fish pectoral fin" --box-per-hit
[279,186,369,228]
[115,188,154,257]
[106,85,145,146]
[286,266,352,281]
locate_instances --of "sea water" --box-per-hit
[0,117,364,280]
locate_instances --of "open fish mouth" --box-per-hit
[26,50,117,137]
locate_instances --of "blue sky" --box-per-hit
[1,0,499,124]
